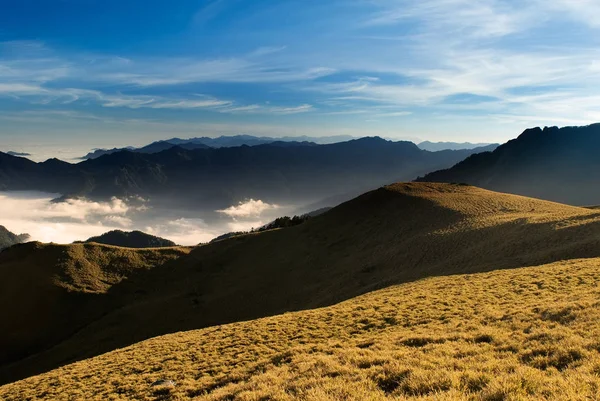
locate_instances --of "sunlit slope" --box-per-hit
[0,242,190,369]
[4,257,600,400]
[5,183,600,384]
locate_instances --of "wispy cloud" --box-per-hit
[365,0,535,38]
[3,1,600,143]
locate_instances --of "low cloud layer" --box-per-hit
[0,192,290,246]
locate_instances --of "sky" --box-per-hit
[2,0,600,156]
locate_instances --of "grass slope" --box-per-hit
[0,243,190,373]
[3,257,600,400]
[5,183,600,385]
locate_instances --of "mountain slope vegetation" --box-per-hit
[418,124,600,205]
[3,183,600,385]
[3,256,600,400]
[0,242,190,376]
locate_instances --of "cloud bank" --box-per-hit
[0,192,287,246]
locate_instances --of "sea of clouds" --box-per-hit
[0,191,289,245]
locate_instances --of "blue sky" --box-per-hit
[2,0,600,154]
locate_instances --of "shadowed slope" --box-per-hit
[4,257,600,400]
[0,243,190,369]
[84,230,177,248]
[4,183,600,384]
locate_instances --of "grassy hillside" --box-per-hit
[0,243,190,372]
[3,257,600,400]
[4,183,600,385]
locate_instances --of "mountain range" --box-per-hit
[418,124,600,205]
[80,135,348,159]
[0,138,492,211]
[82,136,498,160]
[417,141,498,152]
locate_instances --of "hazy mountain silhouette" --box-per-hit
[80,135,346,160]
[418,141,498,152]
[417,124,600,205]
[0,138,493,210]
[83,230,176,248]
[0,226,29,251]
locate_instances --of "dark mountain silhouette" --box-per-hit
[417,141,499,152]
[80,140,211,160]
[80,135,342,160]
[417,141,498,152]
[0,138,493,210]
[165,134,354,148]
[417,124,600,205]
[83,230,176,248]
[0,226,29,251]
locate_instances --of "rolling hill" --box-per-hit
[0,242,190,379]
[418,124,600,205]
[2,256,600,400]
[0,138,494,210]
[3,183,600,386]
[84,230,177,248]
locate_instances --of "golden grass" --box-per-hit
[5,183,600,387]
[3,257,600,400]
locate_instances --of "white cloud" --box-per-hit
[4,1,600,142]
[366,0,534,38]
[0,191,299,246]
[103,215,134,228]
[542,0,600,28]
[217,199,280,218]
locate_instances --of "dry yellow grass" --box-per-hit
[5,183,600,388]
[3,257,600,400]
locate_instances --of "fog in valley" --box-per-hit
[0,191,293,245]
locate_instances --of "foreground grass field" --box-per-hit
[5,183,600,388]
[3,257,600,400]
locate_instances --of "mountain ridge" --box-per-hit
[0,138,493,210]
[417,141,498,152]
[417,124,600,205]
